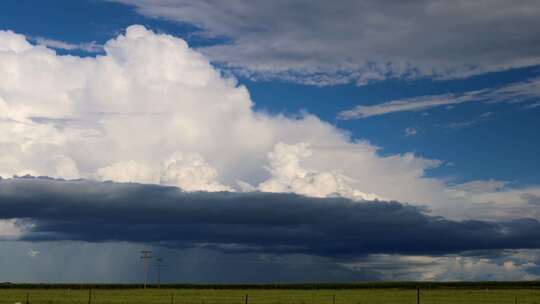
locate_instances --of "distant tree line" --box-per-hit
[1,281,540,290]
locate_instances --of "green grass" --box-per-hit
[1,288,540,304]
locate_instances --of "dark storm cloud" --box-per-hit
[1,177,540,257]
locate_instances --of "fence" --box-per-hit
[1,287,540,304]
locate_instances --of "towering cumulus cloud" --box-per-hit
[258,143,380,201]
[0,27,441,201]
[1,25,538,220]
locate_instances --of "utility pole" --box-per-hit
[154,257,168,288]
[140,250,153,289]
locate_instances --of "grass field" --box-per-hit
[1,288,540,304]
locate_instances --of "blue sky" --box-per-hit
[247,72,540,185]
[1,0,540,282]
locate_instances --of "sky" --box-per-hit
[0,0,540,283]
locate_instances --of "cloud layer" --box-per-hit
[113,0,540,85]
[338,77,540,119]
[33,37,103,53]
[2,177,540,258]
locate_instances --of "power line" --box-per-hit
[140,250,153,289]
[153,257,168,288]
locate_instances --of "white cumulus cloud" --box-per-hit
[96,160,157,184]
[258,142,381,201]
[0,219,27,240]
[160,151,233,192]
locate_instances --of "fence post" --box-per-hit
[88,289,92,304]
[171,294,175,304]
[333,294,336,304]
[245,294,249,304]
[25,292,29,304]
[417,287,420,304]
[515,297,518,304]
